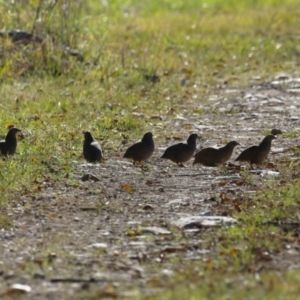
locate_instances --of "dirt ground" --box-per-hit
[0,75,300,299]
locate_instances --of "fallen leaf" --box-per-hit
[234,180,245,186]
[234,203,242,212]
[121,184,135,193]
[219,180,228,186]
[145,180,153,185]
[143,204,153,210]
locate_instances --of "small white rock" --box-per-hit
[10,283,32,293]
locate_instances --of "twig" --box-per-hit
[31,0,43,35]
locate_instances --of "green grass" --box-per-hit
[0,0,300,299]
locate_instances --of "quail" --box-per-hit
[0,127,22,156]
[193,141,239,166]
[123,132,155,165]
[235,135,276,167]
[83,131,103,163]
[271,129,282,135]
[161,133,199,166]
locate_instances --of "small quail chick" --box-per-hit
[0,127,22,156]
[161,133,199,166]
[235,135,276,168]
[83,131,103,163]
[123,132,155,166]
[193,141,239,166]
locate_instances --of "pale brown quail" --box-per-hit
[161,133,199,166]
[193,141,239,166]
[235,135,276,167]
[123,132,154,165]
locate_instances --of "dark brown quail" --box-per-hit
[123,132,155,165]
[271,129,282,135]
[193,141,239,166]
[161,134,199,166]
[0,127,22,156]
[83,131,103,163]
[235,135,276,167]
